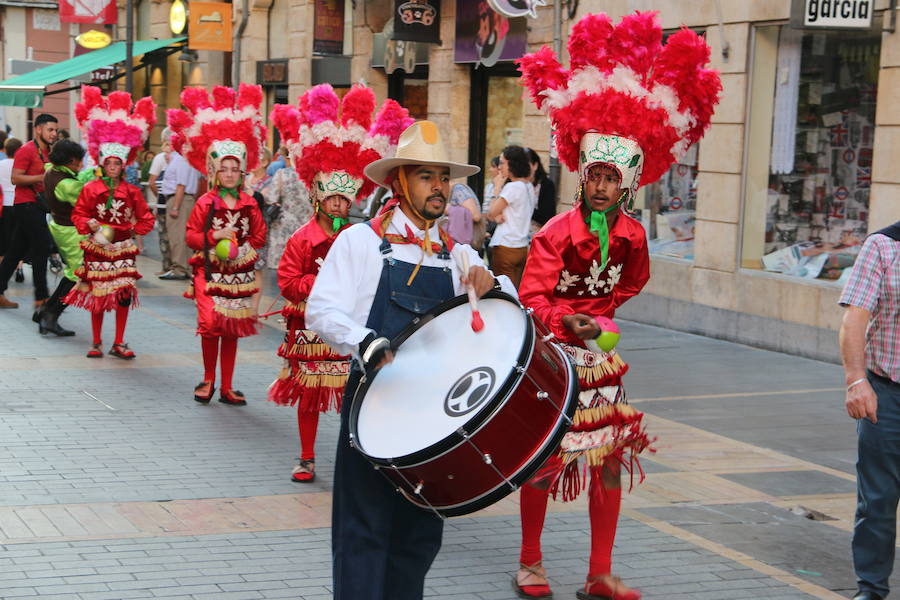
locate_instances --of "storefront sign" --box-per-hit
[314,0,345,55]
[393,0,441,45]
[170,0,188,35]
[455,0,527,67]
[188,2,233,52]
[792,0,874,29]
[59,0,117,25]
[76,29,112,49]
[487,0,544,19]
[256,59,289,86]
[91,66,116,82]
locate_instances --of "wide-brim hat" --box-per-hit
[364,120,480,189]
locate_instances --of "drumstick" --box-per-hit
[459,251,484,333]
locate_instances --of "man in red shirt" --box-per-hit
[0,113,58,313]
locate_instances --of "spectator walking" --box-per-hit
[159,148,200,280]
[486,145,535,287]
[527,148,557,230]
[264,163,313,269]
[0,114,59,311]
[840,221,900,600]
[0,137,22,262]
[447,181,484,250]
[147,138,172,273]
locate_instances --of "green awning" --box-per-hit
[0,37,186,107]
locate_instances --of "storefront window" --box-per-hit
[742,25,880,282]
[644,145,698,260]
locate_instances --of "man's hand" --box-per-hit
[462,265,494,298]
[846,379,878,423]
[168,206,180,219]
[360,334,394,371]
[562,313,601,340]
[212,226,238,241]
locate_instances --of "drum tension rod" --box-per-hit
[457,427,517,492]
[521,374,573,426]
[383,461,445,520]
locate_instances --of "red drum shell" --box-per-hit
[349,292,578,517]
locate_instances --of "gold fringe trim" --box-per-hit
[575,352,627,386]
[286,342,343,358]
[572,404,639,427]
[207,280,260,295]
[214,305,257,320]
[209,246,258,269]
[562,445,615,469]
[291,372,349,389]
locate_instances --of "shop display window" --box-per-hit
[742,25,880,282]
[643,144,698,260]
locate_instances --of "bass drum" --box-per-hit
[349,291,578,517]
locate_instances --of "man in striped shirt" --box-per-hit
[839,222,900,600]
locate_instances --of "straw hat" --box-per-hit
[364,120,480,189]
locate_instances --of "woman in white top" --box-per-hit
[0,137,22,261]
[486,145,535,287]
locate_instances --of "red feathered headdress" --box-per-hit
[166,84,266,183]
[518,12,721,195]
[270,83,413,203]
[74,85,156,166]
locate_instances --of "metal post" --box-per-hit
[125,0,134,94]
[548,0,562,202]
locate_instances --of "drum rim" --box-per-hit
[406,343,579,517]
[349,290,533,466]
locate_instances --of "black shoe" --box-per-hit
[39,310,75,337]
[14,267,24,283]
[158,271,188,281]
[853,592,884,600]
[48,256,63,274]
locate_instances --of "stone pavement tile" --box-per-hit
[0,513,825,600]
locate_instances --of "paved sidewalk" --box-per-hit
[0,249,876,600]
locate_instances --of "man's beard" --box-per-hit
[420,194,446,220]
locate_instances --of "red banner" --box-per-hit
[59,0,117,25]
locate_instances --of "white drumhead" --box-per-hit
[356,296,528,459]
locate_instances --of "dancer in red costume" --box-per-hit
[267,84,413,482]
[513,12,721,600]
[167,84,268,406]
[67,86,156,359]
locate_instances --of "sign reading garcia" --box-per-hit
[796,0,873,29]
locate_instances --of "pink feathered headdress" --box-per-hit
[166,84,266,182]
[270,83,413,203]
[518,12,721,194]
[74,85,156,166]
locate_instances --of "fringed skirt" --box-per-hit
[268,316,350,412]
[188,244,260,338]
[537,344,654,502]
[65,238,141,312]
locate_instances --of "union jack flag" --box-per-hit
[857,166,871,189]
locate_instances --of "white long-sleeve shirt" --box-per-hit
[306,208,516,359]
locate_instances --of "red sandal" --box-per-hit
[576,575,641,600]
[291,459,315,483]
[109,343,136,360]
[86,343,103,358]
[219,389,246,406]
[512,562,553,599]
[193,381,215,404]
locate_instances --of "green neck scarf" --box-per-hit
[320,209,348,233]
[218,186,240,200]
[587,191,628,270]
[101,176,119,210]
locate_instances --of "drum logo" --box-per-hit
[444,367,495,417]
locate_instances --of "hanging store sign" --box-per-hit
[314,0,345,55]
[257,59,289,86]
[454,0,527,67]
[393,0,441,45]
[59,0,117,25]
[791,0,874,29]
[188,2,233,52]
[487,0,545,19]
[76,29,112,49]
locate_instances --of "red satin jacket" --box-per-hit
[519,204,650,345]
[72,179,155,242]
